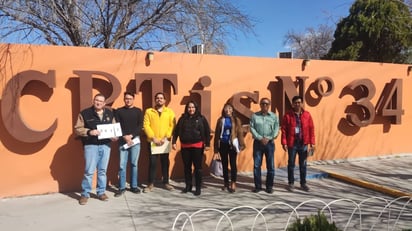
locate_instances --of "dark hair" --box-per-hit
[124,91,135,98]
[94,93,106,100]
[221,103,236,117]
[154,92,165,100]
[292,95,303,103]
[260,97,270,104]
[184,100,201,117]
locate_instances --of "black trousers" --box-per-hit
[219,141,238,184]
[181,147,203,189]
[147,143,170,184]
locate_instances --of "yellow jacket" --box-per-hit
[143,106,175,141]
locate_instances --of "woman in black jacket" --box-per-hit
[172,101,210,196]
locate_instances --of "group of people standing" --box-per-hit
[74,92,315,205]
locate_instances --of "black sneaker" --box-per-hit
[265,188,274,194]
[181,185,192,193]
[114,189,125,197]
[131,188,141,194]
[252,188,262,193]
[301,184,310,192]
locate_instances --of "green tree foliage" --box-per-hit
[287,211,340,231]
[0,0,253,54]
[325,0,412,63]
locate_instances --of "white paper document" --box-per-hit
[232,138,240,153]
[151,140,171,154]
[122,137,141,149]
[97,123,122,140]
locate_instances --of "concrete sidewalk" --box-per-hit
[311,153,412,198]
[1,154,411,230]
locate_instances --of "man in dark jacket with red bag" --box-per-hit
[281,95,315,192]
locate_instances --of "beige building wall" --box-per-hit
[0,44,411,197]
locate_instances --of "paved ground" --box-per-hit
[1,154,411,231]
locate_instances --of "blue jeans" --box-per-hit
[287,144,308,185]
[118,142,141,190]
[81,144,111,197]
[253,140,275,190]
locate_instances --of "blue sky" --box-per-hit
[1,1,355,57]
[228,0,355,57]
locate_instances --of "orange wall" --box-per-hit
[0,44,411,198]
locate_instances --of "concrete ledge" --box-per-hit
[315,168,412,198]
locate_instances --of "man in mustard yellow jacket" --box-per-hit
[143,92,176,192]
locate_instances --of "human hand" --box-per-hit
[124,135,133,145]
[307,144,315,156]
[89,129,100,136]
[152,137,161,145]
[282,144,288,152]
[213,152,221,160]
[159,138,167,145]
[111,137,119,142]
[307,144,315,151]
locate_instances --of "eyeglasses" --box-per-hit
[260,102,270,105]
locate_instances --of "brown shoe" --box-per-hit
[221,183,229,191]
[143,183,154,193]
[301,184,310,192]
[286,184,295,192]
[164,183,174,191]
[229,182,236,193]
[98,193,109,201]
[79,196,88,205]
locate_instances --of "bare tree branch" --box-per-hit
[0,0,253,54]
[283,24,334,59]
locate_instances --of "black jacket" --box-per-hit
[172,115,210,147]
[80,107,114,145]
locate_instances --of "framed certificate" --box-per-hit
[151,140,171,154]
[97,123,122,140]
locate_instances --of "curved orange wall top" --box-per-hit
[0,44,411,198]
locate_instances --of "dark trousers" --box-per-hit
[181,147,203,189]
[147,143,170,184]
[287,144,308,185]
[219,141,238,184]
[253,140,275,190]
